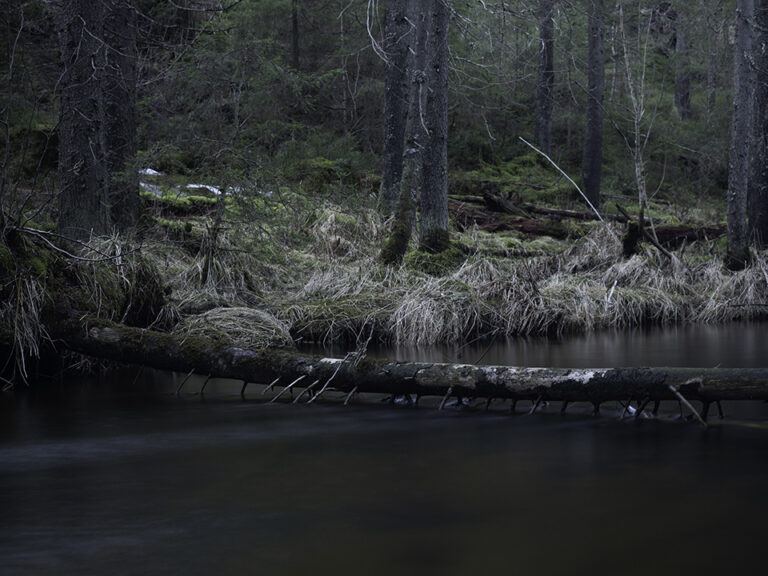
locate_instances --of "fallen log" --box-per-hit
[448,200,569,238]
[59,319,768,404]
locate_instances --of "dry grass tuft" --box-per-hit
[695,253,768,323]
[173,307,294,350]
[0,276,49,383]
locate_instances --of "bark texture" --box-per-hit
[581,0,604,208]
[534,0,555,155]
[727,0,755,270]
[381,4,430,265]
[57,0,110,240]
[104,0,139,232]
[57,0,139,240]
[61,320,768,404]
[749,0,768,247]
[380,0,414,216]
[419,0,450,253]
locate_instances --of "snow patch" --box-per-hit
[186,183,222,196]
[139,168,163,176]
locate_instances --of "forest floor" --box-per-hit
[105,159,768,349]
[2,156,767,384]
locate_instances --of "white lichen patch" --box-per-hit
[554,369,605,384]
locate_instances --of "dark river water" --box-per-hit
[1,325,767,576]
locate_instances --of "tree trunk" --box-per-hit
[419,0,450,253]
[534,0,555,155]
[706,25,717,123]
[57,0,138,241]
[673,9,691,120]
[291,0,300,69]
[381,3,428,265]
[57,0,110,241]
[581,0,604,208]
[749,0,768,247]
[61,320,768,405]
[380,0,413,216]
[104,0,139,232]
[727,0,755,270]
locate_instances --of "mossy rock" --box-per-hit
[141,191,218,215]
[404,246,465,276]
[173,307,294,350]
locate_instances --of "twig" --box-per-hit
[518,137,618,242]
[439,386,454,411]
[343,385,358,406]
[262,377,281,395]
[635,397,651,420]
[295,380,320,403]
[668,384,707,428]
[176,369,195,396]
[270,375,306,403]
[615,203,675,260]
[200,374,212,394]
[529,395,544,415]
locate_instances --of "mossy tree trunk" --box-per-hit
[381,3,428,265]
[581,0,604,208]
[61,319,768,406]
[419,0,450,254]
[380,0,413,216]
[727,0,755,270]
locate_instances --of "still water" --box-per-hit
[1,325,767,576]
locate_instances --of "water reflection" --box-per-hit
[316,322,768,368]
[1,325,767,575]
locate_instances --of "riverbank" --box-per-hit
[1,170,766,387]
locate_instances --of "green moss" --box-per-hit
[27,257,47,278]
[381,193,413,266]
[381,219,411,265]
[0,243,13,279]
[525,237,566,255]
[141,191,218,215]
[420,228,452,254]
[404,246,464,276]
[302,157,344,194]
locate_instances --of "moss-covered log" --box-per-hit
[59,319,768,403]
